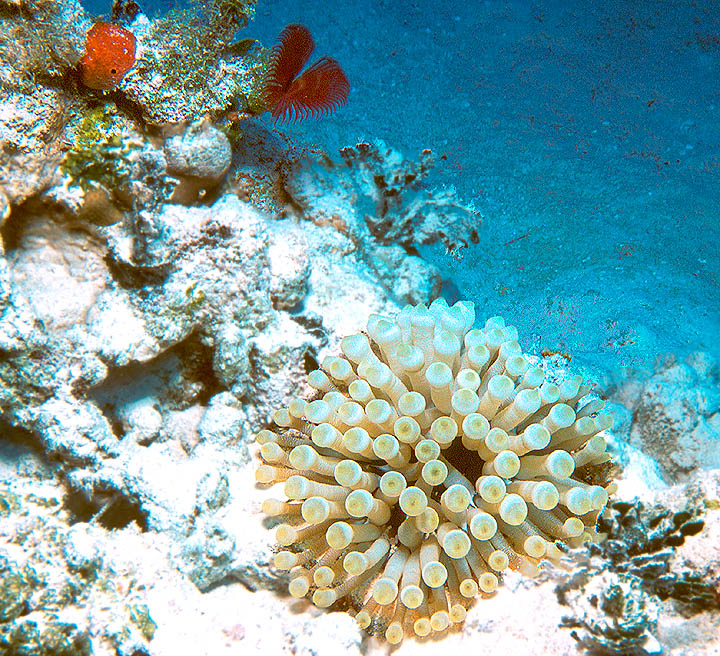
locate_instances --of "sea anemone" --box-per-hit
[256,299,614,643]
[263,24,350,123]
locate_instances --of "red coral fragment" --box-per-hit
[79,22,136,90]
[264,24,350,123]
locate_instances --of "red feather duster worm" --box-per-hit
[264,24,350,123]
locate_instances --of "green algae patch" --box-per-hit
[61,103,138,194]
[129,603,157,641]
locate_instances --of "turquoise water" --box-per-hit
[87,0,720,376]
[251,1,719,377]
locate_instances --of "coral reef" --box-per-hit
[255,298,615,643]
[1,1,717,654]
[610,352,720,482]
[120,0,267,125]
[0,0,268,215]
[0,169,424,590]
[0,37,455,557]
[0,478,155,655]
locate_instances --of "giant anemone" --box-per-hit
[255,299,614,643]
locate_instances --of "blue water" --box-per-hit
[86,0,720,377]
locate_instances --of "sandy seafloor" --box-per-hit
[245,0,720,378]
[2,0,719,654]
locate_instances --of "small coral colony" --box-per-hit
[77,17,349,121]
[78,21,137,90]
[256,299,615,643]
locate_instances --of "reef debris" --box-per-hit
[0,478,155,655]
[560,571,663,656]
[555,470,720,654]
[288,139,481,253]
[611,352,720,482]
[284,139,481,303]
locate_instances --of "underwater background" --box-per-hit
[1,0,719,654]
[251,0,720,379]
[84,0,720,377]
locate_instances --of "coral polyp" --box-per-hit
[256,299,615,643]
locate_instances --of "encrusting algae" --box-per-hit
[256,298,615,643]
[60,102,138,193]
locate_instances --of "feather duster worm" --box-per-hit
[264,24,350,123]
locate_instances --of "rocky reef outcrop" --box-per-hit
[0,1,718,655]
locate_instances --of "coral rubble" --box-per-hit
[591,498,717,611]
[560,571,663,656]
[555,470,720,655]
[286,139,481,303]
[611,353,720,482]
[288,139,481,254]
[0,478,155,655]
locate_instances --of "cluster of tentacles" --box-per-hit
[256,299,615,643]
[263,24,350,123]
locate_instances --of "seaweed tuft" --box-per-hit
[60,102,138,194]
